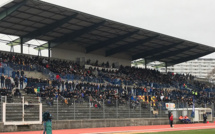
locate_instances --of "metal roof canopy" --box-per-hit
[0,0,214,66]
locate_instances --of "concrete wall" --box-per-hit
[24,71,49,79]
[52,44,131,66]
[1,117,214,132]
[0,118,174,132]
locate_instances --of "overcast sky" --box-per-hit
[0,0,215,58]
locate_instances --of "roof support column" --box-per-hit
[10,45,14,53]
[145,59,147,69]
[165,62,168,73]
[38,48,42,56]
[20,37,23,54]
[48,42,51,59]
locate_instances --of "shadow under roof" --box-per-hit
[0,0,215,66]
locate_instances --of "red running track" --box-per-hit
[0,123,215,134]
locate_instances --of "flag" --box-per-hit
[191,95,195,118]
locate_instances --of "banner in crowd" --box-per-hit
[138,95,156,106]
[165,103,175,109]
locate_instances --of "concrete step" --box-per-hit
[47,115,160,120]
[6,111,40,114]
[42,108,151,113]
[7,105,39,108]
[6,114,39,118]
[6,118,39,121]
[40,113,160,119]
[23,71,49,79]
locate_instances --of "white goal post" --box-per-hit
[2,97,42,125]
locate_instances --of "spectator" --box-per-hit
[1,74,5,88]
[203,112,207,123]
[170,113,173,128]
[20,76,24,89]
[13,88,21,97]
[46,97,53,107]
[21,70,24,77]
[184,115,191,123]
[16,70,20,78]
[12,70,16,79]
[5,77,11,90]
[61,81,64,91]
[149,95,151,102]
[0,87,8,96]
[168,111,171,122]
[179,115,184,123]
[14,76,19,88]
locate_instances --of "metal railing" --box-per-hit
[38,95,215,121]
[41,97,174,120]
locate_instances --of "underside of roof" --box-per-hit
[0,0,215,66]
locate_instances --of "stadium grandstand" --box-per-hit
[0,0,215,133]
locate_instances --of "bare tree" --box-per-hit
[207,67,215,80]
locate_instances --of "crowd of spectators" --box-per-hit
[0,52,95,79]
[0,51,206,90]
[25,78,127,108]
[0,51,215,111]
[22,75,215,114]
[0,73,23,102]
[98,65,195,88]
[1,73,27,90]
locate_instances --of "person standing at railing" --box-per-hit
[14,76,19,88]
[57,81,61,91]
[5,77,11,90]
[16,70,20,78]
[61,80,65,91]
[20,76,24,89]
[5,76,8,89]
[65,80,69,90]
[1,74,5,88]
[21,70,24,77]
[12,70,16,79]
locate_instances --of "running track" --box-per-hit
[0,123,215,134]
